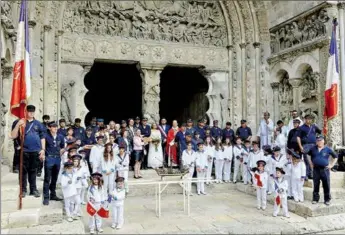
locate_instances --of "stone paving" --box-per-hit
[81,189,345,234]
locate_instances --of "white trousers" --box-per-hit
[233,159,242,182]
[285,175,293,197]
[80,187,87,203]
[205,159,214,183]
[102,172,115,194]
[223,160,232,181]
[65,194,80,217]
[215,160,224,181]
[89,202,102,230]
[186,166,195,193]
[197,171,206,193]
[256,188,267,209]
[268,176,275,193]
[260,135,271,149]
[291,178,304,202]
[242,164,251,184]
[273,195,289,216]
[111,204,124,226]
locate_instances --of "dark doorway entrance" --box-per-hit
[84,61,142,125]
[160,66,209,124]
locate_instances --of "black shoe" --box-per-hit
[37,172,42,177]
[312,200,318,204]
[50,195,63,201]
[43,198,49,205]
[308,175,313,180]
[325,200,331,206]
[13,169,19,173]
[21,192,27,198]
[30,190,40,198]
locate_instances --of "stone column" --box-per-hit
[240,43,247,119]
[338,2,345,144]
[141,68,162,124]
[43,25,51,114]
[227,45,234,124]
[289,78,301,111]
[56,29,64,121]
[75,65,91,121]
[254,42,261,128]
[270,82,280,125]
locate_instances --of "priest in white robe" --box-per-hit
[257,112,274,148]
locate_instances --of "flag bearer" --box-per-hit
[273,167,289,218]
[252,160,268,210]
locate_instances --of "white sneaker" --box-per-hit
[201,192,207,195]
[189,193,193,196]
[273,214,277,217]
[90,229,95,234]
[285,214,290,218]
[261,207,266,211]
[111,224,116,229]
[257,206,261,210]
[197,192,201,195]
[98,228,103,233]
[116,224,122,229]
[73,216,78,220]
[81,201,86,205]
[67,217,73,222]
[267,192,272,195]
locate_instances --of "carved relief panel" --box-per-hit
[62,1,227,47]
[278,71,293,123]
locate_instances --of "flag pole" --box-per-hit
[18,124,25,210]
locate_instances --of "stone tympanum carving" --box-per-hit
[270,8,330,54]
[62,1,227,47]
[300,68,319,101]
[278,72,293,105]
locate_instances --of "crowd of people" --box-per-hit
[10,105,338,233]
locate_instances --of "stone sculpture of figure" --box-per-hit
[318,9,329,34]
[172,22,185,43]
[84,10,96,34]
[151,18,162,41]
[188,1,200,23]
[292,21,302,45]
[211,26,224,47]
[279,28,286,50]
[119,16,130,38]
[285,25,294,48]
[107,12,117,36]
[131,16,143,39]
[96,12,107,35]
[61,81,75,124]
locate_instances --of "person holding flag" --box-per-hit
[273,167,290,218]
[251,160,268,210]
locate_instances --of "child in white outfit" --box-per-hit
[204,137,215,184]
[232,137,243,183]
[252,160,268,210]
[223,138,233,183]
[110,177,126,230]
[273,167,290,218]
[89,136,105,173]
[182,143,196,196]
[78,149,90,204]
[87,173,106,234]
[242,140,252,184]
[195,142,208,195]
[290,150,306,202]
[71,155,83,217]
[115,144,130,193]
[61,161,80,222]
[214,141,224,183]
[101,143,116,194]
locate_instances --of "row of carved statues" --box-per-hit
[270,9,330,53]
[63,1,227,47]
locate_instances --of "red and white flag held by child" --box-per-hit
[323,19,339,135]
[10,0,31,119]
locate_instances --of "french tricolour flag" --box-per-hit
[10,0,31,119]
[323,19,339,135]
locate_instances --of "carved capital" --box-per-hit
[253,42,261,48]
[270,82,280,90]
[226,45,235,51]
[239,43,247,49]
[43,25,52,32]
[338,2,345,10]
[2,65,13,78]
[28,20,36,28]
[289,78,302,88]
[57,30,64,36]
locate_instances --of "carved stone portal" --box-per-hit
[62,1,227,47]
[277,71,293,123]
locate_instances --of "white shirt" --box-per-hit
[214,149,224,160]
[89,144,104,168]
[248,149,265,168]
[101,156,116,173]
[110,188,126,206]
[182,149,196,167]
[61,172,78,198]
[87,185,106,203]
[115,153,129,177]
[291,161,306,179]
[257,119,274,137]
[195,151,208,170]
[223,145,233,160]
[267,154,288,176]
[252,170,268,189]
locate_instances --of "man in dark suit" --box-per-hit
[159,118,171,164]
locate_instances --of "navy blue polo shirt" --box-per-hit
[12,119,45,152]
[211,127,222,139]
[73,126,86,141]
[57,128,67,137]
[194,126,205,140]
[185,127,196,137]
[236,126,252,141]
[308,146,337,167]
[222,128,235,142]
[82,134,96,146]
[299,124,322,144]
[45,132,65,156]
[139,125,151,137]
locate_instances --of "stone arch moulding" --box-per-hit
[270,61,293,83]
[291,54,320,78]
[57,1,233,71]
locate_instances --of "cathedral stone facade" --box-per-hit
[1,1,344,162]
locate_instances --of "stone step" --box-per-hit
[303,187,345,201]
[1,219,85,234]
[1,201,63,229]
[1,164,11,178]
[2,196,42,213]
[236,183,345,217]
